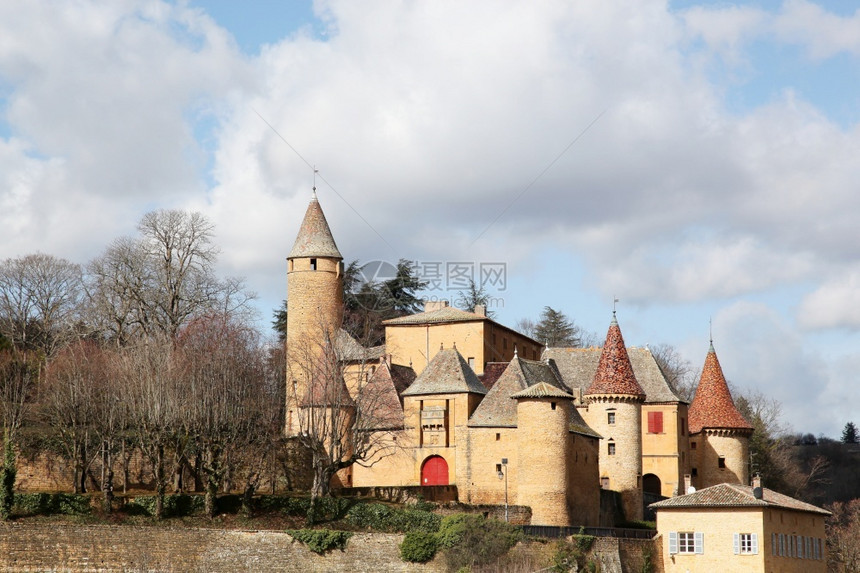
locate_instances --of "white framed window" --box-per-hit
[669,532,703,555]
[607,411,616,425]
[734,533,758,555]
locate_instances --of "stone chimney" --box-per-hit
[424,300,449,312]
[752,474,763,499]
[474,304,486,316]
[683,474,692,495]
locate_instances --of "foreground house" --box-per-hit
[650,478,829,572]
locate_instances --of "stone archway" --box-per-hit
[421,455,449,486]
[643,473,662,496]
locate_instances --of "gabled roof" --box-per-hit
[585,316,646,398]
[468,357,600,438]
[335,329,385,362]
[288,192,342,259]
[358,360,414,430]
[469,357,562,427]
[544,347,679,403]
[688,343,753,434]
[510,381,573,399]
[401,348,487,396]
[382,306,487,326]
[649,483,830,516]
[479,362,508,390]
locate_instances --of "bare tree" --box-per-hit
[119,336,179,518]
[0,349,39,518]
[0,253,84,356]
[41,341,106,493]
[827,499,860,573]
[514,317,536,339]
[650,343,697,401]
[86,210,255,344]
[289,321,401,521]
[176,313,266,517]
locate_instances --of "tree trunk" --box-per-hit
[204,445,221,519]
[155,444,165,520]
[101,440,113,513]
[0,435,16,520]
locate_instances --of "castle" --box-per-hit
[285,192,755,526]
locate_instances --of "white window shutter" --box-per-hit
[695,532,704,554]
[751,533,759,555]
[668,532,678,555]
[797,535,804,559]
[733,533,740,555]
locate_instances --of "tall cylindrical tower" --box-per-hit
[513,382,575,526]
[688,342,753,488]
[286,190,344,435]
[583,313,646,522]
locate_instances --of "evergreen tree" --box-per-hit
[842,421,858,444]
[533,306,582,347]
[456,278,496,318]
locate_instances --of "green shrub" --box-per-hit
[287,529,353,554]
[346,502,440,533]
[617,520,656,530]
[438,514,522,571]
[551,535,597,573]
[400,530,439,563]
[256,495,311,516]
[124,494,205,517]
[13,493,91,516]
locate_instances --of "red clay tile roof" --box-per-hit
[288,193,342,259]
[688,344,753,434]
[649,483,830,516]
[584,316,646,398]
[479,362,508,390]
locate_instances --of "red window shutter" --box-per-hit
[648,411,664,433]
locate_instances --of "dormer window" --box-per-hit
[310,258,317,270]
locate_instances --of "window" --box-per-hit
[600,477,610,489]
[551,402,557,410]
[647,411,663,434]
[772,533,777,556]
[718,457,726,469]
[310,258,317,270]
[691,441,697,449]
[495,433,500,441]
[681,417,686,435]
[607,411,616,425]
[608,442,616,455]
[691,467,698,477]
[734,533,758,555]
[669,532,703,555]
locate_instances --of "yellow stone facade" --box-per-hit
[286,194,755,529]
[690,429,750,490]
[656,505,827,573]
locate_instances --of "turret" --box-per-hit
[583,313,646,521]
[688,341,753,488]
[286,190,344,435]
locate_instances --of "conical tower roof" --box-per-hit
[288,191,342,259]
[585,314,646,398]
[688,343,753,434]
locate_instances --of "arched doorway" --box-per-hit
[643,473,662,496]
[421,455,449,486]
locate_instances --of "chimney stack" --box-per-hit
[752,474,763,499]
[683,474,692,495]
[474,304,486,317]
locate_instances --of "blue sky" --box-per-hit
[0,0,858,437]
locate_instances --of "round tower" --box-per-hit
[286,190,344,435]
[583,313,646,522]
[688,341,753,489]
[513,382,575,526]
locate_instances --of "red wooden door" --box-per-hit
[421,456,449,485]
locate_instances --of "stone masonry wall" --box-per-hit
[0,524,445,573]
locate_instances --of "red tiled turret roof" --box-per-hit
[688,343,753,434]
[585,314,646,397]
[288,191,342,259]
